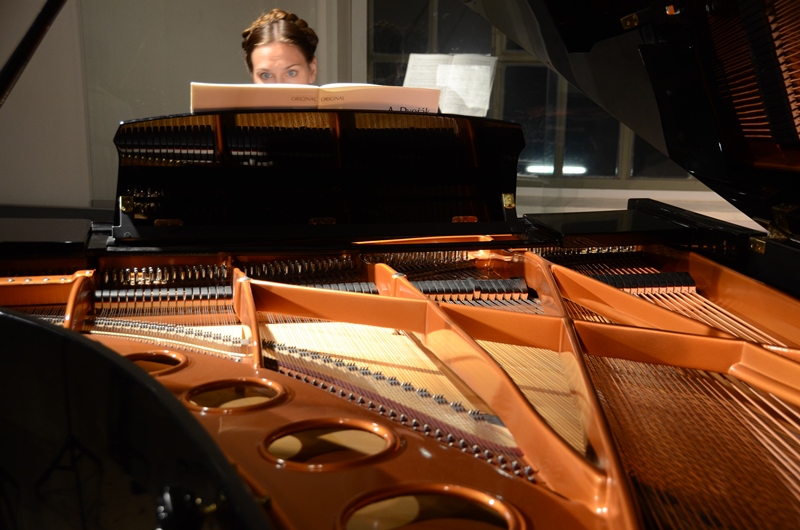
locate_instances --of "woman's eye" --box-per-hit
[287,70,297,78]
[259,72,272,79]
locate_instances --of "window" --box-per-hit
[368,0,692,182]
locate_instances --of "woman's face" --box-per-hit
[250,42,317,84]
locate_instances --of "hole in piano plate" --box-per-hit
[340,485,520,530]
[183,378,286,412]
[125,350,187,376]
[261,419,398,471]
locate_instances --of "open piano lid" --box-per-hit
[467,0,800,239]
[111,109,550,249]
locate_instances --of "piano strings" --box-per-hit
[259,313,523,461]
[585,355,800,529]
[478,340,586,454]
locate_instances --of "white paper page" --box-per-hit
[403,54,497,116]
[402,54,452,88]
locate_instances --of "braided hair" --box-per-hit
[242,9,318,73]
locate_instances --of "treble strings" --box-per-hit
[259,312,521,457]
[478,340,587,455]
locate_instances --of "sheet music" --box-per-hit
[403,54,497,117]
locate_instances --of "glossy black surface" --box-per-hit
[527,198,767,274]
[111,110,526,245]
[0,310,272,530]
[0,218,91,253]
[524,209,678,237]
[467,0,800,237]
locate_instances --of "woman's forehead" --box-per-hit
[251,42,307,69]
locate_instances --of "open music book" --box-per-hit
[190,82,441,113]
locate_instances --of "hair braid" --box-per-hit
[242,8,318,72]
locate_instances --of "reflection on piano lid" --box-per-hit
[470,0,800,231]
[466,0,800,297]
[3,1,800,529]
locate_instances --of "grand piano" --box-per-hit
[2,1,800,529]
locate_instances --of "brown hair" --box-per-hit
[242,9,318,73]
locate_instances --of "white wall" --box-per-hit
[0,1,44,67]
[0,0,92,208]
